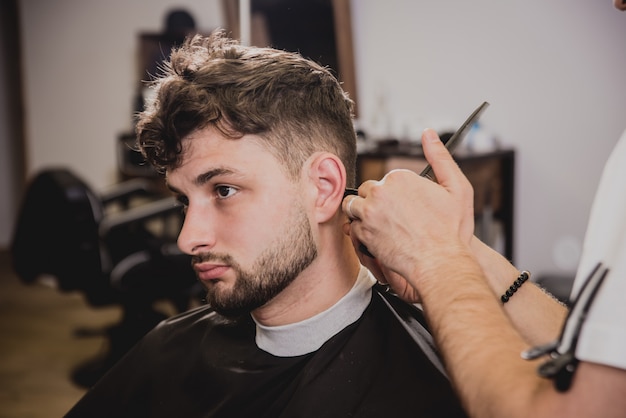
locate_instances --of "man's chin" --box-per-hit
[209,302,256,319]
[204,290,261,319]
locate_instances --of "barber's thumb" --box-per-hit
[422,128,454,181]
[422,128,442,147]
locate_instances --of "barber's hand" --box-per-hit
[343,222,421,303]
[343,129,475,282]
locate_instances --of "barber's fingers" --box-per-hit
[344,221,385,277]
[342,195,361,220]
[341,177,379,220]
[343,220,421,303]
[343,170,422,223]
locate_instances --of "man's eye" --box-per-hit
[215,185,237,199]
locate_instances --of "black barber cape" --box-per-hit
[66,285,467,417]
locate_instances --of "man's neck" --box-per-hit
[252,233,361,327]
[253,264,376,357]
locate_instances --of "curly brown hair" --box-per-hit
[136,29,357,186]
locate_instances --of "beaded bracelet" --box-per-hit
[501,271,530,303]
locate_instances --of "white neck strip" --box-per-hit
[254,266,376,357]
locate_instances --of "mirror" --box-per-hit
[222,0,358,115]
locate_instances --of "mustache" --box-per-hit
[191,252,234,266]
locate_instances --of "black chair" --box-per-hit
[11,168,201,387]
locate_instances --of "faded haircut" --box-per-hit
[136,29,357,186]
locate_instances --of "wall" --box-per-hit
[12,0,626,278]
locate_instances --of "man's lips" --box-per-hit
[193,263,230,281]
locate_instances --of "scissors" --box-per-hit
[344,101,490,258]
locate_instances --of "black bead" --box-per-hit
[502,271,531,303]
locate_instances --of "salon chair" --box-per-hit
[11,168,201,387]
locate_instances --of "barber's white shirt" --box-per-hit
[571,129,626,370]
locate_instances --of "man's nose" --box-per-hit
[177,205,216,255]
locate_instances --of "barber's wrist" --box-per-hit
[469,236,520,295]
[408,242,477,288]
[413,250,492,313]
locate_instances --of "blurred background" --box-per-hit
[1,0,625,416]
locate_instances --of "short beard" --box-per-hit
[192,203,317,318]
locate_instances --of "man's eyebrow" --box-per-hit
[166,167,237,195]
[194,167,236,186]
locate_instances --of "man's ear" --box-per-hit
[305,152,347,223]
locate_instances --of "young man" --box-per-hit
[66,31,466,417]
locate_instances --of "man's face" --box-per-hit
[167,127,318,318]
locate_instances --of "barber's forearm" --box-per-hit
[469,236,568,345]
[413,247,626,418]
[413,250,558,418]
